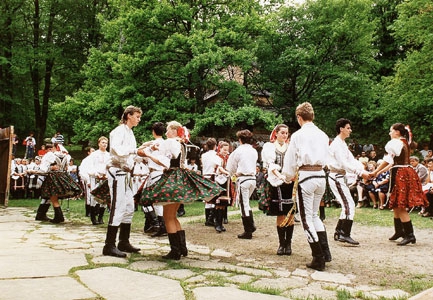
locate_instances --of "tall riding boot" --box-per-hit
[319,205,326,221]
[90,205,98,225]
[118,223,140,253]
[177,230,188,257]
[214,209,225,233]
[338,219,359,245]
[50,206,65,224]
[85,204,91,217]
[249,211,257,232]
[35,203,51,221]
[397,221,416,246]
[205,208,215,226]
[285,225,294,256]
[177,204,186,217]
[334,219,344,241]
[162,233,181,260]
[389,218,404,240]
[102,225,126,257]
[317,231,332,262]
[98,206,105,224]
[238,216,253,239]
[306,241,325,271]
[144,210,159,233]
[223,206,228,224]
[276,226,286,255]
[151,216,167,237]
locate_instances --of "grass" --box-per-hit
[7,197,433,231]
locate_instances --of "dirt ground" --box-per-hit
[182,212,433,289]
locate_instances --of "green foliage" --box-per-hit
[378,0,433,142]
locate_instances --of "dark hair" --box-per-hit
[206,138,217,150]
[391,123,409,140]
[152,122,165,136]
[335,118,351,135]
[236,129,254,144]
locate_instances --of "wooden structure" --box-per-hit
[0,126,13,207]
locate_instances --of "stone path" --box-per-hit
[0,207,432,300]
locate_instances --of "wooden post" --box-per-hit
[0,126,13,207]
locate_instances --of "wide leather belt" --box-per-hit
[329,167,346,175]
[299,165,323,171]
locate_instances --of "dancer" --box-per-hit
[261,124,295,255]
[39,144,82,223]
[282,102,330,271]
[103,106,142,258]
[202,139,232,233]
[82,137,111,225]
[370,123,428,246]
[226,129,258,239]
[138,121,224,260]
[328,118,369,246]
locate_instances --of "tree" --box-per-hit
[254,0,378,138]
[64,0,281,143]
[378,0,433,143]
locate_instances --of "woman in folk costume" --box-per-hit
[39,144,82,223]
[202,139,232,233]
[138,121,224,260]
[370,123,428,246]
[261,124,295,255]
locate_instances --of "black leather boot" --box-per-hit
[249,211,257,232]
[205,208,215,226]
[285,225,294,256]
[338,220,359,245]
[319,205,326,221]
[85,204,91,217]
[306,241,325,271]
[118,223,140,253]
[397,221,416,246]
[276,226,286,255]
[223,206,228,224]
[90,205,99,225]
[50,206,65,224]
[317,231,332,262]
[144,209,159,233]
[237,216,253,239]
[35,203,51,221]
[151,216,167,237]
[389,218,404,240]
[214,209,225,233]
[334,219,344,241]
[177,204,185,217]
[103,226,126,257]
[162,233,181,260]
[177,230,188,257]
[97,206,105,224]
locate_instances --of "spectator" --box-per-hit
[358,151,369,164]
[368,150,379,162]
[24,132,36,160]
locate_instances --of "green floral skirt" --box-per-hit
[41,171,82,199]
[139,168,225,205]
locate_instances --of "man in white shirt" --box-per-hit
[226,130,258,239]
[328,118,370,246]
[103,106,142,258]
[282,102,330,271]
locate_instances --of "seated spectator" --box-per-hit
[358,151,369,164]
[368,150,379,162]
[421,159,433,217]
[366,160,390,210]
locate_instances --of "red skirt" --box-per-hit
[389,167,428,209]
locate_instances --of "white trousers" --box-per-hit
[237,176,256,217]
[328,173,355,220]
[297,170,326,243]
[107,168,134,226]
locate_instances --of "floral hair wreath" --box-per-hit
[177,126,190,143]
